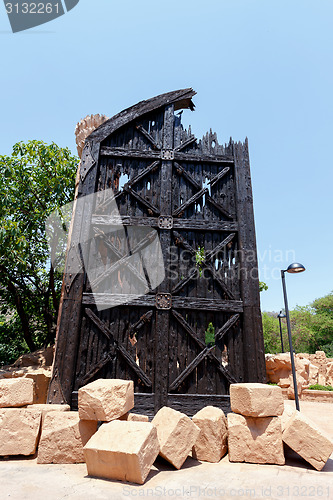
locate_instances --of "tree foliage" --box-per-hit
[0,141,78,362]
[262,292,333,356]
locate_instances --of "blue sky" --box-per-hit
[1,0,332,311]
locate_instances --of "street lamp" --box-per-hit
[277,311,286,353]
[281,262,306,411]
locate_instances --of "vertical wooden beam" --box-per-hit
[48,140,100,405]
[154,104,174,412]
[233,139,266,383]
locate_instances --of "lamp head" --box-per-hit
[278,311,286,318]
[286,262,306,274]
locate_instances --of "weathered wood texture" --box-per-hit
[48,89,265,412]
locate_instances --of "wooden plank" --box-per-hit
[47,140,101,405]
[173,188,208,217]
[71,391,231,417]
[82,293,155,307]
[128,310,153,339]
[85,308,152,387]
[91,229,157,289]
[128,160,161,188]
[92,214,238,232]
[174,136,197,152]
[82,293,243,312]
[174,162,202,190]
[101,147,161,160]
[169,346,212,390]
[135,125,160,150]
[233,140,266,383]
[205,263,235,300]
[174,151,234,164]
[206,195,233,220]
[205,233,236,260]
[79,353,113,386]
[209,166,230,187]
[215,314,240,343]
[93,228,148,290]
[85,308,116,349]
[154,104,174,412]
[171,310,237,383]
[125,185,160,215]
[90,88,196,144]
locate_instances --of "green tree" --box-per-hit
[311,292,333,355]
[0,141,78,356]
[262,292,333,356]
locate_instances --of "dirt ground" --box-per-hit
[0,401,332,500]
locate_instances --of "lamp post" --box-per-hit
[281,262,306,411]
[277,311,286,353]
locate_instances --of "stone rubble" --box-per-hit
[78,379,134,421]
[37,411,97,464]
[192,406,227,462]
[84,420,159,484]
[227,412,285,465]
[230,382,284,417]
[0,374,332,484]
[152,406,200,469]
[0,378,34,408]
[0,407,42,456]
[282,410,333,471]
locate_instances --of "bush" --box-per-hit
[308,384,333,392]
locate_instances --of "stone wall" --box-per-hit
[266,351,333,400]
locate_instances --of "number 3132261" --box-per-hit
[5,3,61,14]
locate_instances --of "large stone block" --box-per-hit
[230,383,284,417]
[78,379,134,421]
[192,406,227,462]
[227,413,285,465]
[37,411,97,464]
[27,403,70,424]
[152,406,200,469]
[0,378,34,408]
[84,420,159,485]
[119,412,149,422]
[282,411,333,471]
[326,361,333,386]
[0,408,42,456]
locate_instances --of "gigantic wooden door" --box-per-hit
[48,89,265,415]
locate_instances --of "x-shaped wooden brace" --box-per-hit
[90,227,157,291]
[98,124,198,215]
[172,230,236,300]
[169,309,239,390]
[173,162,233,220]
[79,308,153,387]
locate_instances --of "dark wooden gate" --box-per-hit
[48,89,265,415]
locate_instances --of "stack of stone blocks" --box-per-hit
[1,377,333,485]
[228,382,333,471]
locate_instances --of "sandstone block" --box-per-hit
[287,375,304,400]
[308,363,319,386]
[152,406,200,469]
[326,361,333,386]
[27,403,70,424]
[0,378,34,407]
[227,413,285,465]
[84,420,159,484]
[37,411,97,464]
[279,403,297,431]
[78,379,134,421]
[192,406,227,462]
[119,412,149,422]
[282,411,333,471]
[0,408,42,456]
[230,383,284,417]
